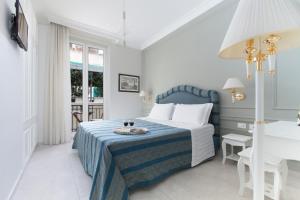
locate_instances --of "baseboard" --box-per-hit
[6,143,37,200]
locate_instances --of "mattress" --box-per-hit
[140,117,215,167]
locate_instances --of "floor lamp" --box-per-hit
[218,0,300,199]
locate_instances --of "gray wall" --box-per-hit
[142,0,300,137]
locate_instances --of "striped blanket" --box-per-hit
[72,119,192,200]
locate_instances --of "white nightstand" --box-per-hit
[222,133,252,164]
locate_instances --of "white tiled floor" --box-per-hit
[11,143,300,200]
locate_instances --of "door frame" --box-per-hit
[69,38,109,121]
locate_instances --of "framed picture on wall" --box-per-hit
[118,73,140,93]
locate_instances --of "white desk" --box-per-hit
[265,121,300,161]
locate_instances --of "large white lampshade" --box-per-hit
[219,0,300,58]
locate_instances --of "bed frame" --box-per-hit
[156,85,220,150]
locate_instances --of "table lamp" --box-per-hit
[223,78,245,103]
[139,90,152,103]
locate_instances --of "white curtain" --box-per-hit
[40,23,71,145]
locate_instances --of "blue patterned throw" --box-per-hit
[72,119,192,200]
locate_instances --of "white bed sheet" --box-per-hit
[139,117,215,167]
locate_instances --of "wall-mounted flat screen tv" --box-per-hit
[11,0,28,51]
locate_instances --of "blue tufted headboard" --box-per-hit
[156,85,220,149]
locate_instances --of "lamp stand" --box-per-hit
[253,59,265,200]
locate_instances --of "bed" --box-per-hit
[72,85,220,200]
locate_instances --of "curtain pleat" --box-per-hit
[41,23,71,145]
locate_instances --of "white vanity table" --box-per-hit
[264,121,300,161]
[237,121,299,200]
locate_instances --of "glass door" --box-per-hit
[70,42,105,131]
[70,43,83,131]
[88,47,104,121]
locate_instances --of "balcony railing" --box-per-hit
[72,103,104,131]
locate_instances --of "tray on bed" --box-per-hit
[114,127,148,135]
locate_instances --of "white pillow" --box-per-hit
[171,103,213,125]
[148,103,174,120]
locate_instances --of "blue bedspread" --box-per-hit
[72,119,192,200]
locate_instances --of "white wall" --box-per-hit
[37,24,142,127]
[0,0,38,199]
[109,46,142,119]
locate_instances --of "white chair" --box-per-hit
[237,148,288,200]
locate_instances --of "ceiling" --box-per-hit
[32,0,223,49]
